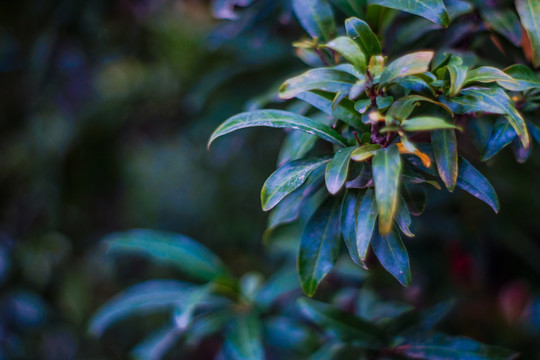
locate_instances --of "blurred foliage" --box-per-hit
[0,0,539,359]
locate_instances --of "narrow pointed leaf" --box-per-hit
[292,0,336,41]
[262,157,330,211]
[371,228,411,286]
[298,198,342,296]
[341,190,364,265]
[278,131,318,166]
[502,64,540,91]
[326,146,356,194]
[208,110,348,147]
[373,145,402,235]
[395,196,414,237]
[345,17,382,57]
[325,37,367,72]
[297,298,386,345]
[482,9,522,46]
[386,95,453,125]
[516,0,540,68]
[280,69,358,99]
[463,66,517,87]
[431,129,458,191]
[351,144,381,162]
[103,230,228,281]
[482,118,516,161]
[223,315,264,360]
[356,188,378,259]
[401,116,460,132]
[367,0,449,27]
[379,51,434,84]
[456,157,499,213]
[448,64,467,96]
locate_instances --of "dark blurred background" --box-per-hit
[0,0,540,359]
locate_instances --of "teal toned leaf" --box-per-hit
[373,145,402,235]
[385,95,453,125]
[292,0,336,42]
[463,66,517,87]
[278,131,318,166]
[456,157,500,213]
[376,96,394,110]
[280,69,358,99]
[528,122,540,145]
[395,196,414,237]
[297,90,366,129]
[341,190,364,265]
[481,9,522,47]
[345,17,382,57]
[367,0,449,27]
[447,64,467,96]
[371,228,411,286]
[255,267,300,309]
[223,314,264,360]
[516,0,540,68]
[432,129,458,191]
[89,280,193,336]
[298,198,342,296]
[379,51,434,84]
[262,157,330,211]
[482,118,516,161]
[502,64,540,91]
[132,325,181,360]
[297,298,386,345]
[400,116,460,132]
[326,146,356,194]
[103,230,228,281]
[356,188,378,260]
[395,333,518,359]
[325,37,367,72]
[208,110,348,147]
[445,0,473,20]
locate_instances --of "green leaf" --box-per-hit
[456,157,500,213]
[298,198,342,296]
[516,0,540,68]
[278,131,318,166]
[379,51,434,84]
[208,109,348,147]
[255,267,300,309]
[447,64,468,97]
[395,333,519,359]
[481,9,522,47]
[341,190,365,265]
[502,64,540,91]
[280,69,358,99]
[367,0,449,27]
[223,314,265,360]
[400,116,460,132]
[297,298,386,346]
[325,37,367,72]
[103,230,228,281]
[432,129,458,191]
[326,146,356,194]
[528,122,540,145]
[262,157,330,211]
[297,90,366,129]
[89,280,194,336]
[371,228,411,286]
[345,17,382,57]
[395,196,414,237]
[373,145,402,235]
[292,0,336,42]
[351,144,381,162]
[385,95,453,125]
[463,66,517,87]
[131,325,181,360]
[376,96,394,110]
[482,118,516,161]
[356,188,378,260]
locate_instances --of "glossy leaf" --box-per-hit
[395,333,518,359]
[280,69,358,99]
[298,198,342,296]
[297,298,386,345]
[385,95,453,125]
[482,118,516,161]
[400,116,460,132]
[341,190,364,265]
[292,0,336,42]
[432,129,458,191]
[89,280,193,336]
[448,64,468,97]
[373,145,402,235]
[367,0,449,27]
[325,37,366,72]
[262,157,330,211]
[502,64,540,91]
[463,66,517,87]
[208,110,348,147]
[371,228,411,286]
[326,146,356,194]
[481,9,522,47]
[278,131,318,166]
[456,157,500,213]
[345,17,382,57]
[103,230,228,281]
[351,144,381,162]
[379,51,434,84]
[356,188,378,260]
[516,0,540,68]
[223,315,265,360]
[395,196,414,237]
